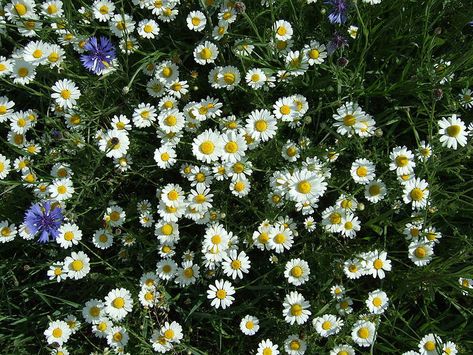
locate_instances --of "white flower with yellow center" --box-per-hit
[0,57,13,78]
[11,59,36,85]
[351,320,376,347]
[366,289,389,314]
[364,179,387,203]
[51,79,81,109]
[284,258,310,286]
[175,261,200,287]
[82,299,104,324]
[158,108,185,134]
[240,315,259,336]
[217,65,241,90]
[313,314,344,337]
[330,344,356,355]
[389,146,416,176]
[418,333,443,355]
[5,0,36,20]
[0,154,11,180]
[110,13,135,38]
[159,321,183,344]
[64,251,90,280]
[44,320,71,346]
[343,258,365,280]
[194,41,219,65]
[246,109,278,142]
[257,339,279,355]
[0,96,14,123]
[282,291,311,325]
[156,60,179,83]
[321,206,346,233]
[221,131,248,163]
[160,183,186,208]
[403,178,429,210]
[207,279,235,309]
[187,10,206,31]
[49,178,74,201]
[105,205,126,227]
[154,144,177,169]
[350,158,376,185]
[23,40,49,64]
[408,241,434,266]
[106,326,129,348]
[246,68,267,90]
[192,129,223,163]
[222,250,251,280]
[333,102,367,137]
[284,334,307,355]
[438,114,468,150]
[288,168,327,204]
[365,250,391,279]
[104,288,133,321]
[273,19,293,41]
[92,228,114,249]
[0,220,17,243]
[47,262,67,282]
[156,259,178,281]
[56,223,82,249]
[93,0,115,22]
[138,19,160,38]
[304,40,327,65]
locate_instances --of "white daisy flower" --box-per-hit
[104,288,133,321]
[257,339,279,355]
[194,41,219,65]
[366,289,389,314]
[240,315,259,336]
[284,258,310,286]
[408,241,434,266]
[192,129,223,163]
[44,320,71,346]
[273,19,293,41]
[350,158,376,184]
[438,114,468,150]
[403,178,430,210]
[187,10,206,31]
[282,291,311,325]
[56,223,82,249]
[207,279,235,309]
[313,314,344,337]
[222,250,251,280]
[64,251,90,280]
[351,320,376,347]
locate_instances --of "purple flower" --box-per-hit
[24,201,63,243]
[325,0,349,25]
[80,36,116,75]
[327,31,349,55]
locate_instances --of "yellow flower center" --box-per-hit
[344,221,353,230]
[280,105,290,115]
[230,260,241,270]
[358,327,370,339]
[57,185,67,194]
[32,49,42,58]
[287,147,297,157]
[52,328,62,338]
[356,166,368,177]
[195,194,206,203]
[225,141,238,153]
[274,233,286,244]
[183,267,194,278]
[110,211,120,221]
[200,141,215,154]
[373,258,383,269]
[395,155,409,167]
[54,267,62,276]
[64,231,74,241]
[255,119,267,132]
[113,332,122,342]
[160,152,170,161]
[410,188,424,201]
[290,304,303,316]
[200,48,212,60]
[330,212,341,225]
[251,73,260,82]
[424,341,436,351]
[164,329,174,340]
[216,289,226,299]
[71,260,83,271]
[18,67,29,77]
[447,125,461,137]
[99,5,109,14]
[161,224,173,235]
[290,340,300,350]
[297,180,311,194]
[369,184,380,195]
[15,3,27,16]
[372,297,382,307]
[192,17,201,26]
[245,320,254,329]
[309,49,320,59]
[415,246,426,258]
[291,266,303,277]
[144,24,153,33]
[112,297,125,309]
[343,114,356,126]
[167,190,179,201]
[277,26,287,36]
[223,73,235,84]
[60,89,71,99]
[322,321,332,330]
[17,118,26,127]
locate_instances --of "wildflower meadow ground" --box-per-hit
[0,0,473,354]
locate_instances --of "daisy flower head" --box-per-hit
[366,289,389,314]
[408,241,434,266]
[51,79,81,109]
[56,223,82,249]
[330,344,356,355]
[351,158,376,184]
[93,0,115,22]
[44,320,71,346]
[64,251,90,280]
[459,88,473,109]
[364,179,387,203]
[246,109,278,142]
[192,129,223,163]
[313,314,344,337]
[47,262,67,282]
[273,19,293,41]
[257,339,279,355]
[365,250,392,279]
[389,146,416,176]
[418,333,443,355]
[246,68,267,90]
[175,261,200,287]
[5,0,36,21]
[288,168,328,204]
[0,154,11,179]
[284,334,307,355]
[339,213,361,239]
[98,129,130,159]
[333,102,366,137]
[403,178,430,210]
[194,41,219,65]
[107,325,129,348]
[438,114,468,150]
[104,288,133,321]
[304,40,327,65]
[240,315,259,336]
[417,141,432,161]
[222,249,251,280]
[221,130,248,163]
[217,65,241,90]
[138,19,160,39]
[207,279,235,309]
[268,224,294,253]
[187,10,206,31]
[351,320,376,347]
[284,258,310,286]
[92,228,114,249]
[282,140,300,162]
[283,291,311,325]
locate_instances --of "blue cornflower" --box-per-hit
[325,0,349,25]
[24,201,63,243]
[80,36,116,75]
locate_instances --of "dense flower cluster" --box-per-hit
[0,0,472,354]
